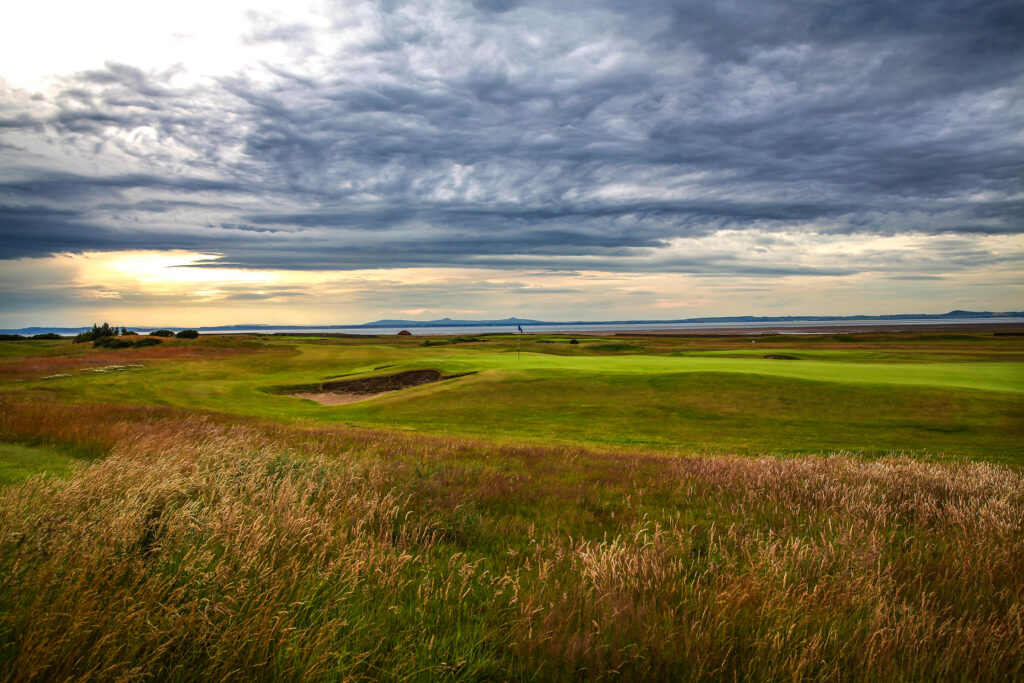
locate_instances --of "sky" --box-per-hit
[1,0,1022,327]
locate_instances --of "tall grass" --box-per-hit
[0,398,1022,680]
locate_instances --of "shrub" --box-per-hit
[93,337,135,349]
[0,334,26,341]
[74,323,117,344]
[149,330,175,338]
[31,333,63,340]
[569,338,579,345]
[133,337,163,348]
[121,328,138,336]
[175,329,199,339]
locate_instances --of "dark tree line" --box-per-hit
[66,323,200,348]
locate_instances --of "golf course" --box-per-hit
[1,330,1022,680]
[3,330,1021,460]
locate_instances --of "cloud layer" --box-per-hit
[1,0,1022,322]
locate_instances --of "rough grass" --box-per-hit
[0,398,1022,681]
[0,336,263,380]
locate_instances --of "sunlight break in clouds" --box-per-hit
[0,236,1021,328]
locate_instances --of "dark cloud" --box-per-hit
[471,0,520,13]
[0,0,1021,277]
[1,172,244,200]
[0,205,133,258]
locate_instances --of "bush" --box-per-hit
[133,337,163,348]
[74,323,117,344]
[569,338,579,345]
[149,330,175,338]
[31,333,63,340]
[0,334,26,341]
[175,329,199,339]
[121,328,138,336]
[93,337,135,349]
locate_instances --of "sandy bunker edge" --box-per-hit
[290,369,476,405]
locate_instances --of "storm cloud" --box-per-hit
[1,0,1022,279]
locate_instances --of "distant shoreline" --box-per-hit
[4,315,1024,338]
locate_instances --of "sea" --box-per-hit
[6,317,1024,338]
[176,317,1024,336]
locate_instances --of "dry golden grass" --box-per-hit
[0,397,1022,680]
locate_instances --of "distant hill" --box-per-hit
[359,311,1023,328]
[360,317,546,328]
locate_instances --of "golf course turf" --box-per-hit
[0,330,1021,680]
[3,331,1021,460]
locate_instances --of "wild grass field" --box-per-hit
[0,331,1022,680]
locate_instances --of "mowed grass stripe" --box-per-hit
[414,352,1024,394]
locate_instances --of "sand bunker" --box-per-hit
[292,369,474,405]
[292,391,392,406]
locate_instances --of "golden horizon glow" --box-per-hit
[1,242,1022,329]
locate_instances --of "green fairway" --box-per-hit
[3,332,1022,460]
[411,351,1024,393]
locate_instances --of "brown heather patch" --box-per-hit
[0,341,259,380]
[0,397,1022,680]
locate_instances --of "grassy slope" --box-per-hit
[0,442,81,485]
[343,371,1023,457]
[3,333,1021,461]
[0,406,1021,680]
